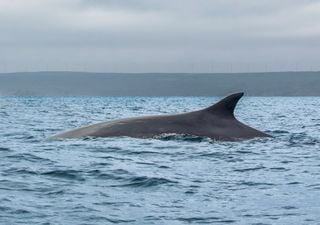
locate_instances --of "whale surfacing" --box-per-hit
[52,92,271,141]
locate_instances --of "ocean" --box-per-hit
[0,96,319,224]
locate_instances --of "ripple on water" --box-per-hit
[287,132,320,147]
[233,166,266,172]
[7,153,53,163]
[41,170,85,181]
[176,216,236,224]
[86,169,132,181]
[0,147,12,152]
[111,176,178,188]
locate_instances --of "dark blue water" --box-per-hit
[0,96,320,225]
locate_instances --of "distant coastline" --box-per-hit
[0,71,319,96]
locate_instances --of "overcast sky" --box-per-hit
[0,0,320,73]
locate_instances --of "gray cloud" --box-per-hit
[0,0,319,72]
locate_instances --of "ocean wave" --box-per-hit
[41,170,85,181]
[287,132,320,146]
[7,153,53,163]
[176,216,236,224]
[112,176,178,188]
[0,147,11,152]
[233,166,266,172]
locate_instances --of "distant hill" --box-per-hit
[0,71,319,96]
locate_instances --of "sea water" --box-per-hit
[0,96,319,224]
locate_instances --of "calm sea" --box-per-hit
[0,96,319,224]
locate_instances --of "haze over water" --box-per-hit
[0,96,319,224]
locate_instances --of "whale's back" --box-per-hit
[52,92,271,141]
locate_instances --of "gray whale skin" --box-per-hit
[52,92,271,141]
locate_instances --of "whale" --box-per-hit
[52,92,271,141]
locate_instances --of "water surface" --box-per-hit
[0,97,319,224]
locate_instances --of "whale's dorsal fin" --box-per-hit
[204,92,244,118]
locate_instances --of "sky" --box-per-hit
[0,0,320,73]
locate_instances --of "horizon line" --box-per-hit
[1,70,320,75]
